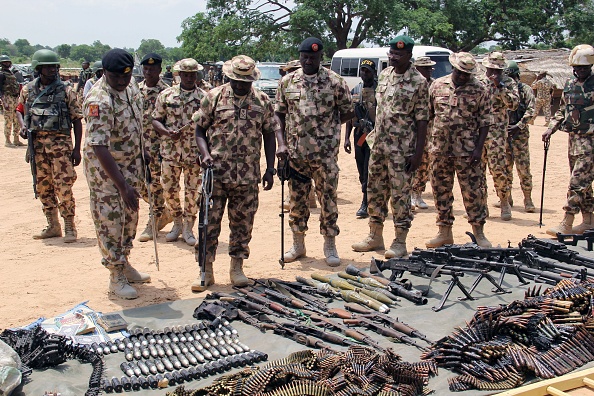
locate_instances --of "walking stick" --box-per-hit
[278,159,290,269]
[145,163,160,270]
[197,165,213,286]
[539,139,550,228]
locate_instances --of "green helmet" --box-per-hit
[0,54,11,63]
[91,61,103,72]
[31,49,60,70]
[505,60,520,76]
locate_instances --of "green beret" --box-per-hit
[389,35,415,51]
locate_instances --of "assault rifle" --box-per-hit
[248,280,330,316]
[308,313,387,352]
[263,278,331,313]
[26,129,38,199]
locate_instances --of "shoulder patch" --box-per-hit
[88,104,100,117]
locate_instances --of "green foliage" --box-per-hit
[137,39,166,59]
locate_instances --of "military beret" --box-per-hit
[389,35,415,51]
[140,53,162,66]
[102,48,134,74]
[360,59,376,71]
[299,37,324,53]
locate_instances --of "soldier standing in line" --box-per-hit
[504,61,537,213]
[152,59,206,246]
[82,61,103,98]
[207,66,215,86]
[352,35,429,259]
[425,53,493,248]
[197,64,213,91]
[532,71,554,125]
[344,59,377,219]
[276,37,353,267]
[83,48,151,299]
[162,65,174,86]
[1,55,24,147]
[76,61,92,95]
[137,53,172,242]
[19,49,82,243]
[544,44,594,236]
[411,56,436,210]
[479,52,519,220]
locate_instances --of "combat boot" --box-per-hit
[284,232,306,262]
[352,223,384,252]
[309,190,317,208]
[500,193,512,221]
[323,236,340,267]
[572,212,593,235]
[426,226,454,248]
[385,228,409,259]
[5,138,13,147]
[109,265,138,299]
[523,190,535,213]
[356,194,368,218]
[33,209,62,239]
[123,262,151,283]
[229,258,249,286]
[156,208,172,231]
[182,218,197,246]
[471,224,492,248]
[165,216,183,242]
[547,213,575,236]
[138,218,154,242]
[12,135,25,146]
[494,195,513,208]
[191,262,215,292]
[412,191,429,209]
[63,216,77,243]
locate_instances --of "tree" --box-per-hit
[55,44,71,59]
[14,39,35,57]
[137,39,166,58]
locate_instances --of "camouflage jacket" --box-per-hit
[429,74,493,157]
[198,80,213,91]
[193,84,278,184]
[508,82,536,130]
[551,75,594,135]
[275,67,352,161]
[83,77,144,196]
[478,74,519,127]
[373,64,429,157]
[152,84,205,163]
[532,76,554,101]
[0,68,19,97]
[139,78,170,145]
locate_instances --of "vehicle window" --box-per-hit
[430,56,452,79]
[331,58,341,75]
[259,66,281,80]
[341,58,360,77]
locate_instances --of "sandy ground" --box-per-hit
[0,116,573,329]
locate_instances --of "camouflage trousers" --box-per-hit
[412,145,430,194]
[354,129,370,193]
[485,121,511,199]
[34,132,77,217]
[564,134,594,214]
[161,159,201,221]
[431,156,488,226]
[505,128,533,193]
[89,191,138,268]
[198,181,259,264]
[3,95,19,141]
[367,152,413,229]
[288,159,339,236]
[139,152,167,218]
[534,98,552,122]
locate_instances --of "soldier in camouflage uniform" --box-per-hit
[76,61,93,97]
[136,53,172,242]
[152,58,206,246]
[544,44,594,236]
[82,61,103,98]
[193,55,287,291]
[532,71,554,125]
[352,35,429,259]
[425,53,493,248]
[197,65,213,91]
[83,48,151,300]
[479,52,519,220]
[504,61,537,213]
[0,55,24,147]
[276,37,353,267]
[19,49,82,243]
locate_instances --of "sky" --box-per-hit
[0,0,208,49]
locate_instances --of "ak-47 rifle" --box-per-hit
[208,292,278,317]
[26,129,38,199]
[308,313,386,352]
[266,278,331,312]
[248,280,329,316]
[197,165,213,286]
[233,287,298,318]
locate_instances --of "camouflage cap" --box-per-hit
[222,55,261,82]
[282,59,301,72]
[414,56,436,67]
[569,44,594,66]
[482,51,506,70]
[173,58,202,72]
[449,52,477,74]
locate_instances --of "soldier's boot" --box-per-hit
[63,216,77,243]
[425,226,454,248]
[471,224,492,248]
[33,209,62,239]
[4,136,13,147]
[546,213,575,236]
[572,212,594,235]
[12,135,25,146]
[156,207,172,231]
[309,190,317,208]
[385,228,409,259]
[323,236,341,267]
[108,265,138,299]
[229,258,249,287]
[123,263,151,283]
[284,232,306,263]
[500,193,512,221]
[413,191,429,209]
[182,218,197,246]
[138,219,154,242]
[356,194,369,218]
[523,190,536,213]
[494,194,513,208]
[191,262,215,292]
[352,223,384,252]
[165,216,183,242]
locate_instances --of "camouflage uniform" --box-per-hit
[275,66,352,236]
[532,75,554,123]
[1,68,20,143]
[83,77,144,268]
[198,79,213,91]
[152,84,205,222]
[368,65,429,229]
[412,76,434,197]
[193,84,277,262]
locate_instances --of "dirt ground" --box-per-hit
[0,116,574,329]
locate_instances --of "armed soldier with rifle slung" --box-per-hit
[544,44,594,237]
[1,54,24,147]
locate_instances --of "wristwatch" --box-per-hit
[265,168,276,175]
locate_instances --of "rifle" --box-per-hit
[353,100,373,146]
[247,281,329,316]
[208,292,278,317]
[144,162,159,270]
[539,139,550,228]
[308,313,386,352]
[266,278,331,312]
[197,165,213,287]
[277,158,289,269]
[26,129,38,199]
[521,235,594,267]
[233,287,298,318]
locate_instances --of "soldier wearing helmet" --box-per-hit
[531,70,554,125]
[18,49,83,243]
[82,61,103,98]
[76,60,92,95]
[0,54,24,146]
[543,44,594,237]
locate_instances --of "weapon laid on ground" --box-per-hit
[308,313,386,352]
[277,158,290,269]
[209,292,278,317]
[26,129,38,199]
[144,162,159,270]
[521,235,594,268]
[539,139,550,228]
[266,278,331,313]
[553,230,594,251]
[197,165,213,286]
[295,276,340,297]
[233,287,298,318]
[311,273,391,312]
[248,280,329,316]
